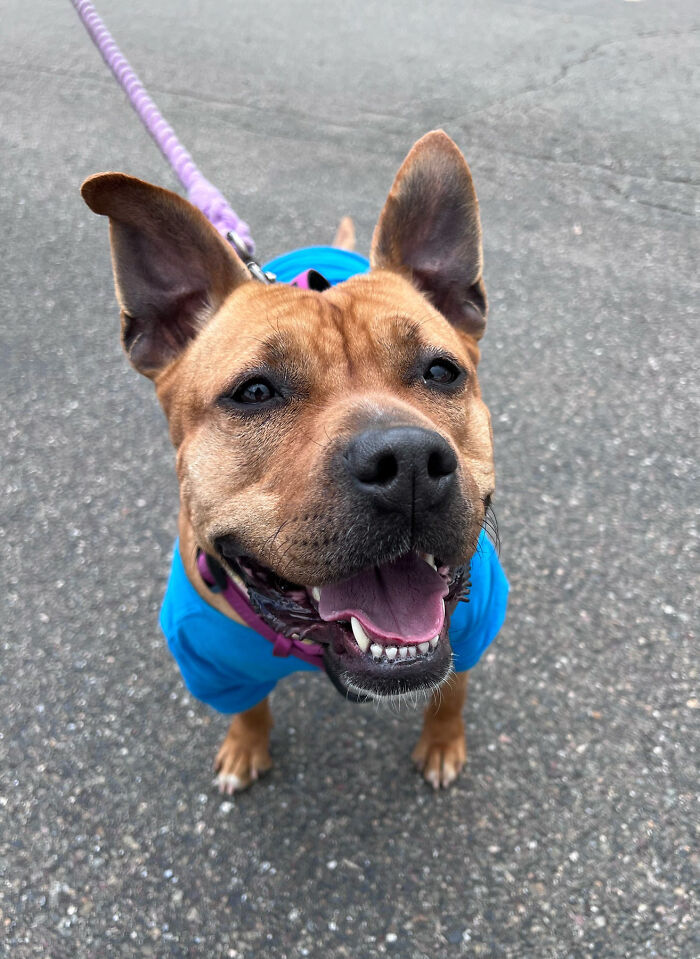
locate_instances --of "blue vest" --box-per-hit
[160,247,509,714]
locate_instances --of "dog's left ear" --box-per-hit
[370,130,487,339]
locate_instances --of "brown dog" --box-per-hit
[81,131,505,791]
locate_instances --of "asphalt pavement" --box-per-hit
[1,1,698,956]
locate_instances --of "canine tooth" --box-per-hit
[311,587,321,602]
[350,617,371,653]
[370,643,383,660]
[418,642,430,654]
[399,647,408,660]
[430,636,439,648]
[385,646,398,660]
[407,646,417,658]
[423,553,437,570]
[230,571,248,593]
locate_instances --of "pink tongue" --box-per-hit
[318,554,448,643]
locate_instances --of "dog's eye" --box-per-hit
[423,359,462,385]
[219,373,288,413]
[232,378,277,405]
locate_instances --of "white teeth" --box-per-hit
[351,616,371,653]
[230,571,248,593]
[353,628,436,663]
[311,587,321,602]
[424,553,437,570]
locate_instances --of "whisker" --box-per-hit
[481,501,501,555]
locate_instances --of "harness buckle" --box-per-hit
[227,230,277,284]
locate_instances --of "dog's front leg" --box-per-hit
[412,671,468,789]
[215,698,273,794]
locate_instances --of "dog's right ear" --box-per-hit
[81,173,250,378]
[370,131,487,340]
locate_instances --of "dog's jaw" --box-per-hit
[212,536,472,698]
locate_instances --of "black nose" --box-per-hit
[343,427,457,515]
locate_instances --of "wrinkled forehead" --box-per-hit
[189,271,470,386]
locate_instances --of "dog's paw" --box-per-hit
[214,735,272,795]
[411,726,467,790]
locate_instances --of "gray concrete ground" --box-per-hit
[1,1,698,956]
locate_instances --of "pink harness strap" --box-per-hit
[290,269,332,292]
[197,552,325,671]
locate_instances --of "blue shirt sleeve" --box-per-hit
[449,532,509,672]
[159,542,280,714]
[163,610,277,714]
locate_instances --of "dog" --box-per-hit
[81,130,508,792]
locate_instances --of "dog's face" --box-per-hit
[82,131,494,701]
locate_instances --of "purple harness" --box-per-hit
[196,552,326,671]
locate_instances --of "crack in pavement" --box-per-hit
[462,25,700,120]
[489,147,700,191]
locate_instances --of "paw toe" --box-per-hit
[213,741,272,794]
[213,772,247,794]
[412,736,467,790]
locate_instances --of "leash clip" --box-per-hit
[227,230,276,285]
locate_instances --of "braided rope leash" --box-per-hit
[70,0,255,253]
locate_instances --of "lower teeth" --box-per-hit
[365,638,438,662]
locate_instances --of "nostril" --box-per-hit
[347,446,400,485]
[427,448,456,479]
[374,453,398,485]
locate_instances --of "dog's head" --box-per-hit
[82,131,495,701]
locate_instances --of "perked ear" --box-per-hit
[81,173,250,378]
[370,130,487,339]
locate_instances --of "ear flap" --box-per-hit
[81,173,250,377]
[370,130,487,339]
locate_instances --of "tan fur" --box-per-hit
[165,270,493,590]
[332,215,356,251]
[215,698,273,793]
[412,671,468,789]
[82,131,495,791]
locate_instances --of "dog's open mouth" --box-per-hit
[215,539,470,698]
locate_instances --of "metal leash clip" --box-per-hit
[226,230,277,285]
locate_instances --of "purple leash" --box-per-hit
[70,0,255,253]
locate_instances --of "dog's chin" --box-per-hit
[212,537,470,700]
[322,612,455,702]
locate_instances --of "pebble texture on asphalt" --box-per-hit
[1,1,698,956]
